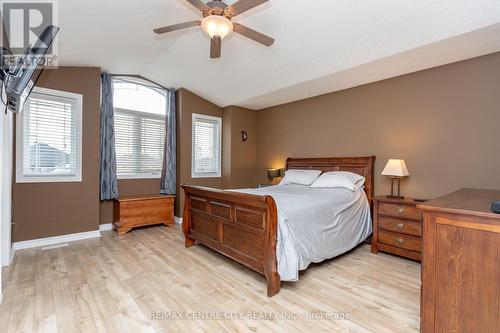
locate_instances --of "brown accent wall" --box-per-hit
[13,53,500,240]
[12,67,101,241]
[175,88,224,216]
[256,52,500,199]
[222,106,258,189]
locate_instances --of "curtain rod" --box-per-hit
[111,74,171,92]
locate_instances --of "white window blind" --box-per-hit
[16,88,82,183]
[114,108,165,178]
[112,77,166,179]
[192,113,221,178]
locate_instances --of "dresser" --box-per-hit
[418,189,500,333]
[113,195,175,235]
[371,196,424,261]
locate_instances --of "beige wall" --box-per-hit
[13,67,101,241]
[222,106,258,189]
[176,88,225,216]
[256,52,500,199]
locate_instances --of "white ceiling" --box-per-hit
[58,0,500,109]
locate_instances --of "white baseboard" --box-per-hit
[9,245,15,265]
[13,229,101,251]
[99,223,113,231]
[13,219,178,252]
[1,245,15,268]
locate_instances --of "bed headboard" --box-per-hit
[286,156,376,204]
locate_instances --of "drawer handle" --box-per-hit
[396,223,404,230]
[394,238,404,245]
[395,207,405,214]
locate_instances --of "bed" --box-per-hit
[182,156,376,297]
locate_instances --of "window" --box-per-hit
[192,113,221,178]
[113,77,166,179]
[16,87,83,183]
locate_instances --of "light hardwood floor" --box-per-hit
[0,225,421,333]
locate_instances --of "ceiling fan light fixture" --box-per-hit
[201,15,233,39]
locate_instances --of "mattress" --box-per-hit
[233,184,372,281]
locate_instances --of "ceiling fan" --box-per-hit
[154,0,274,59]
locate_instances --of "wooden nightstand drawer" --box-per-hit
[378,216,421,237]
[372,196,425,261]
[378,201,422,221]
[378,230,421,252]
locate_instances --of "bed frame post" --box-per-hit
[264,196,281,297]
[182,194,195,248]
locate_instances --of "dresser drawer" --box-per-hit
[378,216,421,237]
[378,202,422,220]
[378,230,421,252]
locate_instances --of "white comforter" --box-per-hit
[234,185,372,281]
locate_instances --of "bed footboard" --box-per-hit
[182,185,281,297]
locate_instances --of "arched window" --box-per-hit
[112,77,166,178]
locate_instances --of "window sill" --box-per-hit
[16,176,82,183]
[191,174,221,179]
[117,174,162,180]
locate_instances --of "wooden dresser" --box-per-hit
[113,195,175,235]
[418,188,500,333]
[371,196,424,261]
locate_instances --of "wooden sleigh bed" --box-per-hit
[182,156,375,297]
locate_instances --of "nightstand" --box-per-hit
[371,196,426,261]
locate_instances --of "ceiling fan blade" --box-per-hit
[153,20,201,34]
[227,0,268,16]
[185,0,210,12]
[233,23,274,46]
[210,36,222,58]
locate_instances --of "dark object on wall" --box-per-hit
[492,200,500,213]
[3,25,59,113]
[241,130,248,142]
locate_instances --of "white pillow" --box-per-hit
[280,169,322,186]
[310,171,365,191]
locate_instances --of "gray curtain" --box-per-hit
[99,73,119,200]
[160,89,176,195]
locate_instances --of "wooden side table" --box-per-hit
[371,196,425,261]
[113,195,175,235]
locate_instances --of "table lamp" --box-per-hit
[267,168,280,184]
[267,168,280,179]
[382,159,410,199]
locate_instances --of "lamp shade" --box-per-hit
[267,168,280,179]
[381,159,410,177]
[201,15,234,39]
[279,168,285,177]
